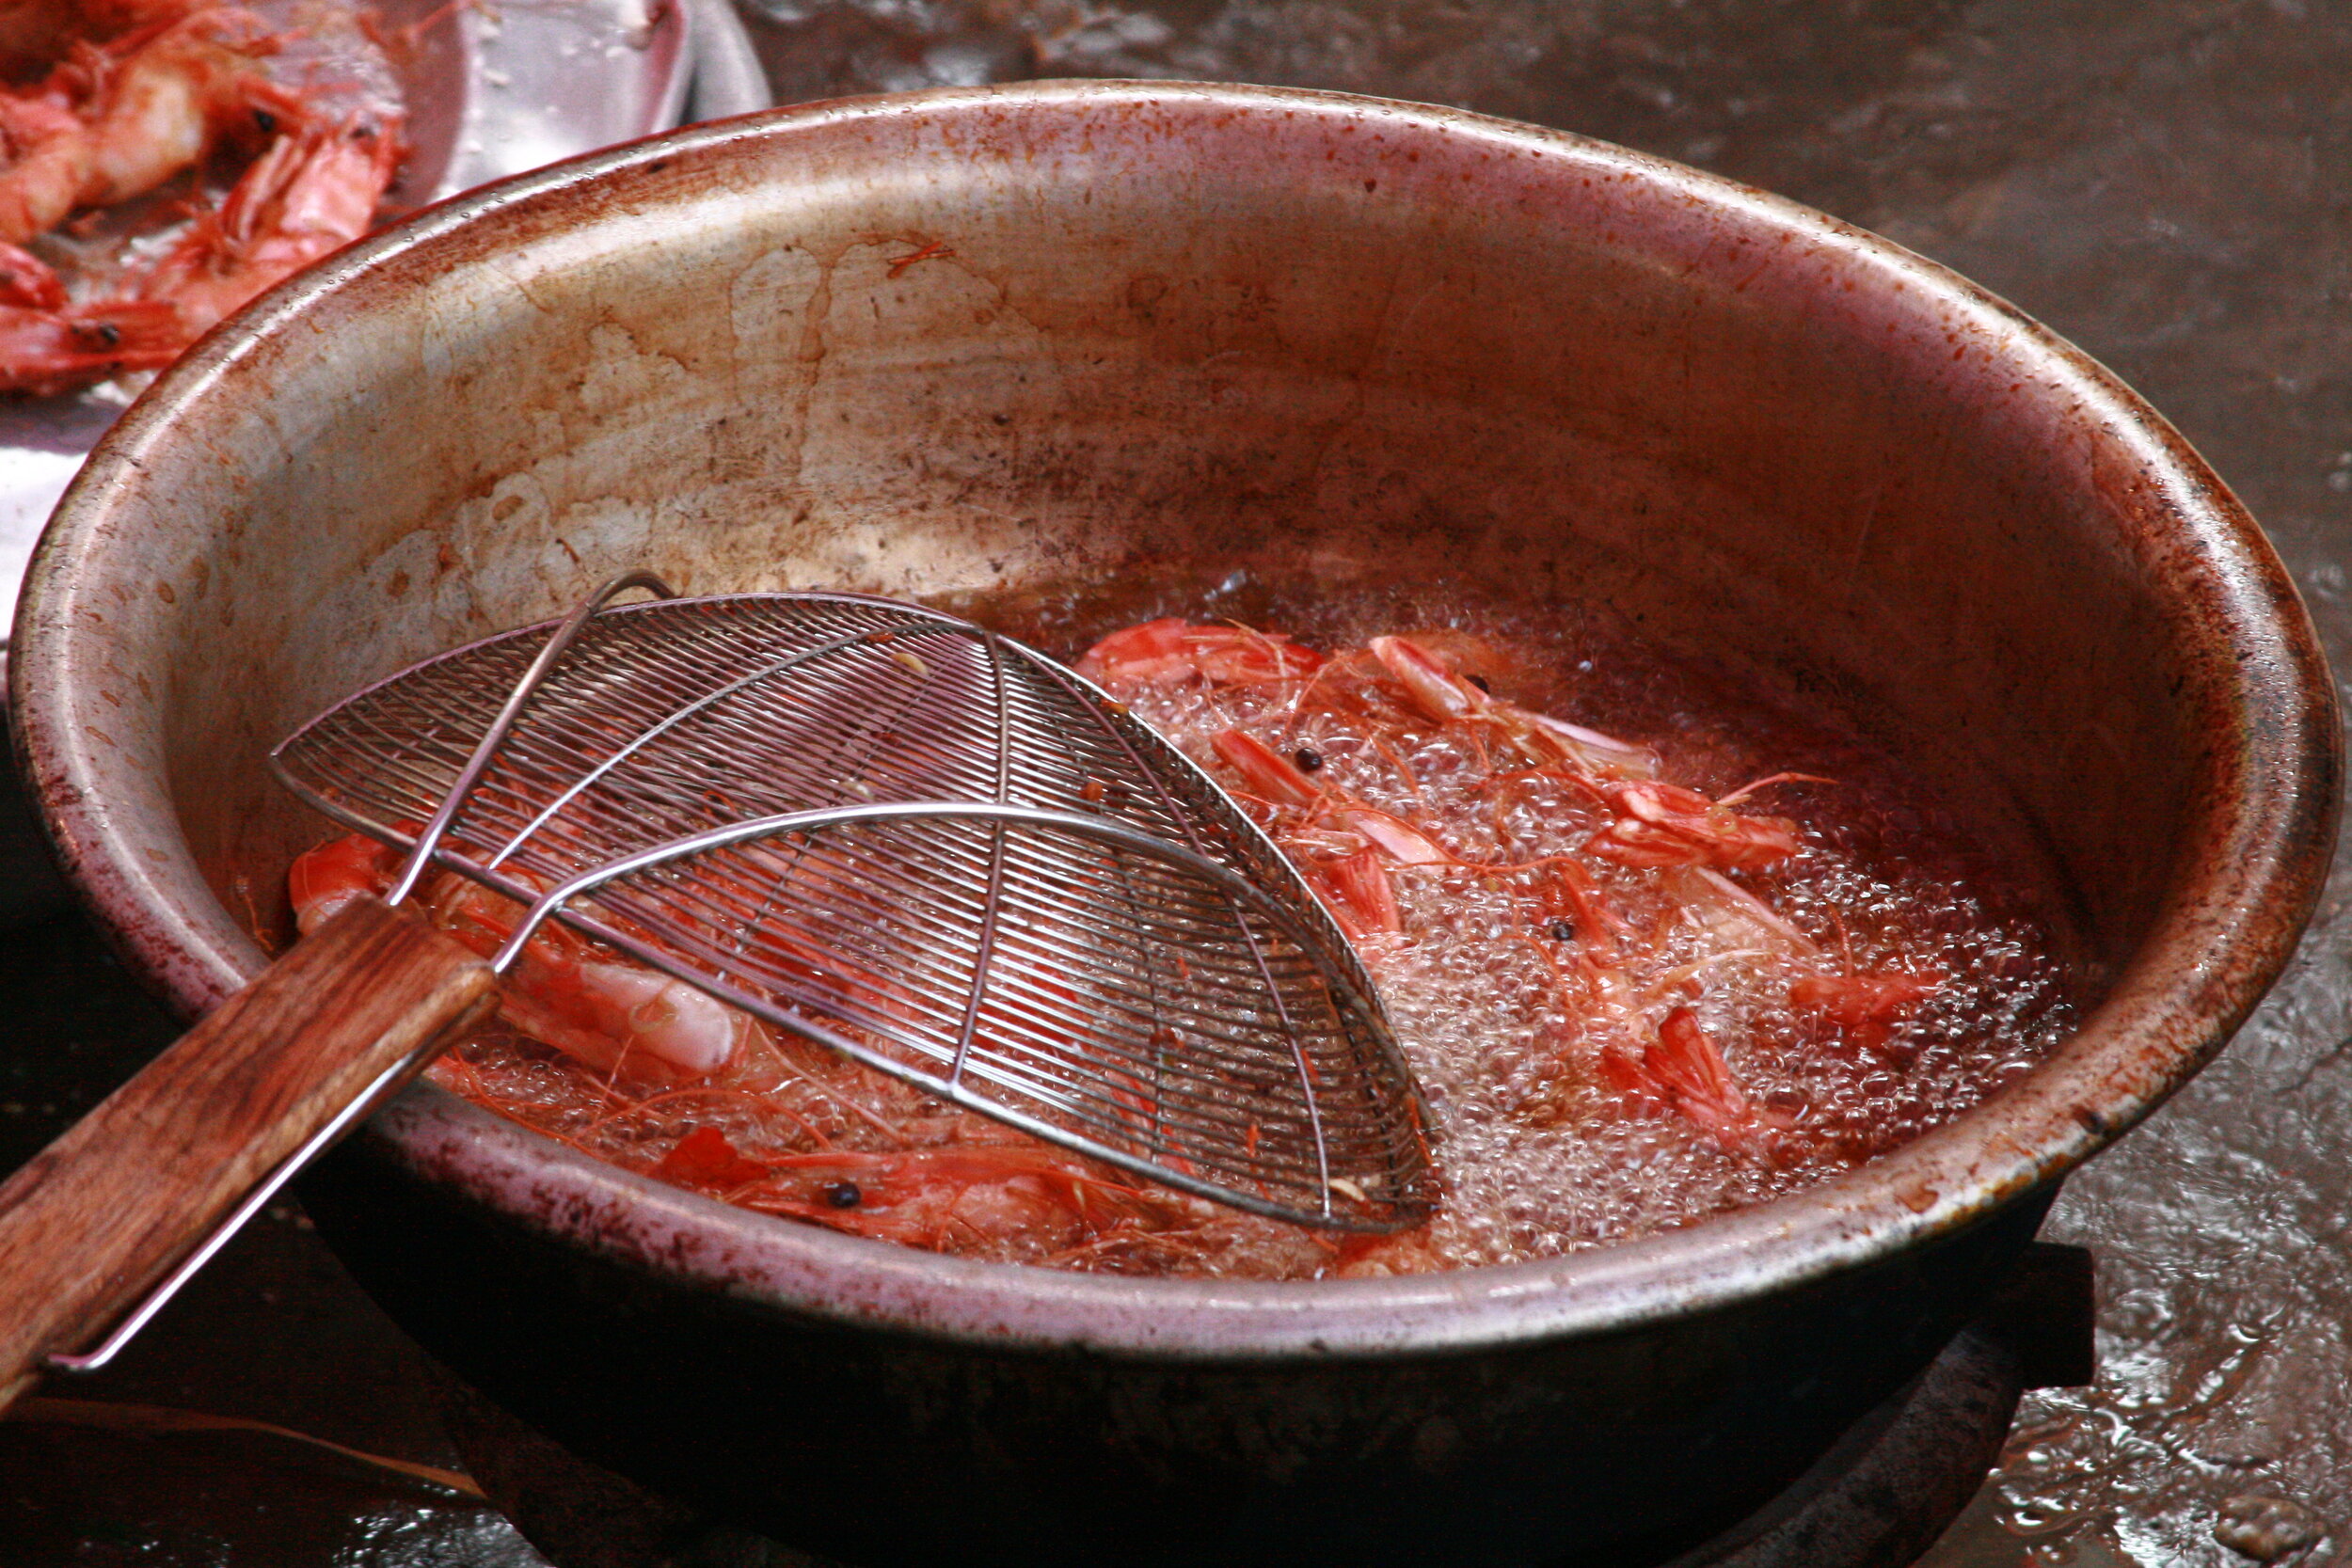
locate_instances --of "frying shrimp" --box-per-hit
[1304,847,1404,942]
[283,832,1257,1269]
[1367,632,1659,775]
[1600,1006,1756,1143]
[1210,728,1323,809]
[732,1143,1178,1258]
[1075,617,1323,688]
[299,603,2072,1278]
[1788,968,1945,1057]
[286,832,753,1083]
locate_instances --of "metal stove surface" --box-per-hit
[3,2,2350,1566]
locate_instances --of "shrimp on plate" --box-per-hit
[0,5,307,245]
[129,110,399,334]
[0,235,177,390]
[0,0,404,393]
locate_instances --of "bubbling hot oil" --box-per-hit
[421,578,2077,1279]
[1103,649,2069,1270]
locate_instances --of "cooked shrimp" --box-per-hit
[286,828,397,935]
[0,7,299,245]
[1304,847,1403,941]
[286,832,752,1083]
[1077,617,1323,688]
[1602,1006,1757,1143]
[1210,727,1323,809]
[1129,621,1845,1157]
[0,0,403,395]
[1582,778,1804,873]
[1368,633,1486,724]
[1326,804,1454,865]
[0,280,180,392]
[728,1142,1180,1259]
[1788,968,1944,1056]
[130,111,397,331]
[1367,632,1660,776]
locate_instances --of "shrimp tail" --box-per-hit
[1639,1006,1756,1142]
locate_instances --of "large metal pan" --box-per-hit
[9,84,2336,1568]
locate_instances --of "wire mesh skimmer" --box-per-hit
[271,574,1437,1232]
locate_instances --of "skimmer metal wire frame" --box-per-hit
[271,576,1436,1231]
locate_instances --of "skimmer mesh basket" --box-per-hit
[273,590,1434,1231]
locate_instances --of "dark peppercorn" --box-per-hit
[1295,747,1323,771]
[825,1181,862,1209]
[1548,919,1575,942]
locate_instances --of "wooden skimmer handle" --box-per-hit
[0,896,495,1414]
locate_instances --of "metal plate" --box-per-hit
[0,0,770,641]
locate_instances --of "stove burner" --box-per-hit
[433,1245,2093,1568]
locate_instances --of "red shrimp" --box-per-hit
[1306,847,1402,941]
[286,832,753,1084]
[1327,804,1454,865]
[1584,778,1803,873]
[0,238,181,392]
[427,875,752,1084]
[0,4,405,394]
[1367,632,1659,776]
[732,1141,1175,1256]
[286,830,399,936]
[1367,633,1487,724]
[131,111,400,336]
[1788,968,1943,1056]
[0,7,303,245]
[1211,728,1323,808]
[1605,1006,1755,1143]
[1078,618,1323,688]
[1507,710,1661,777]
